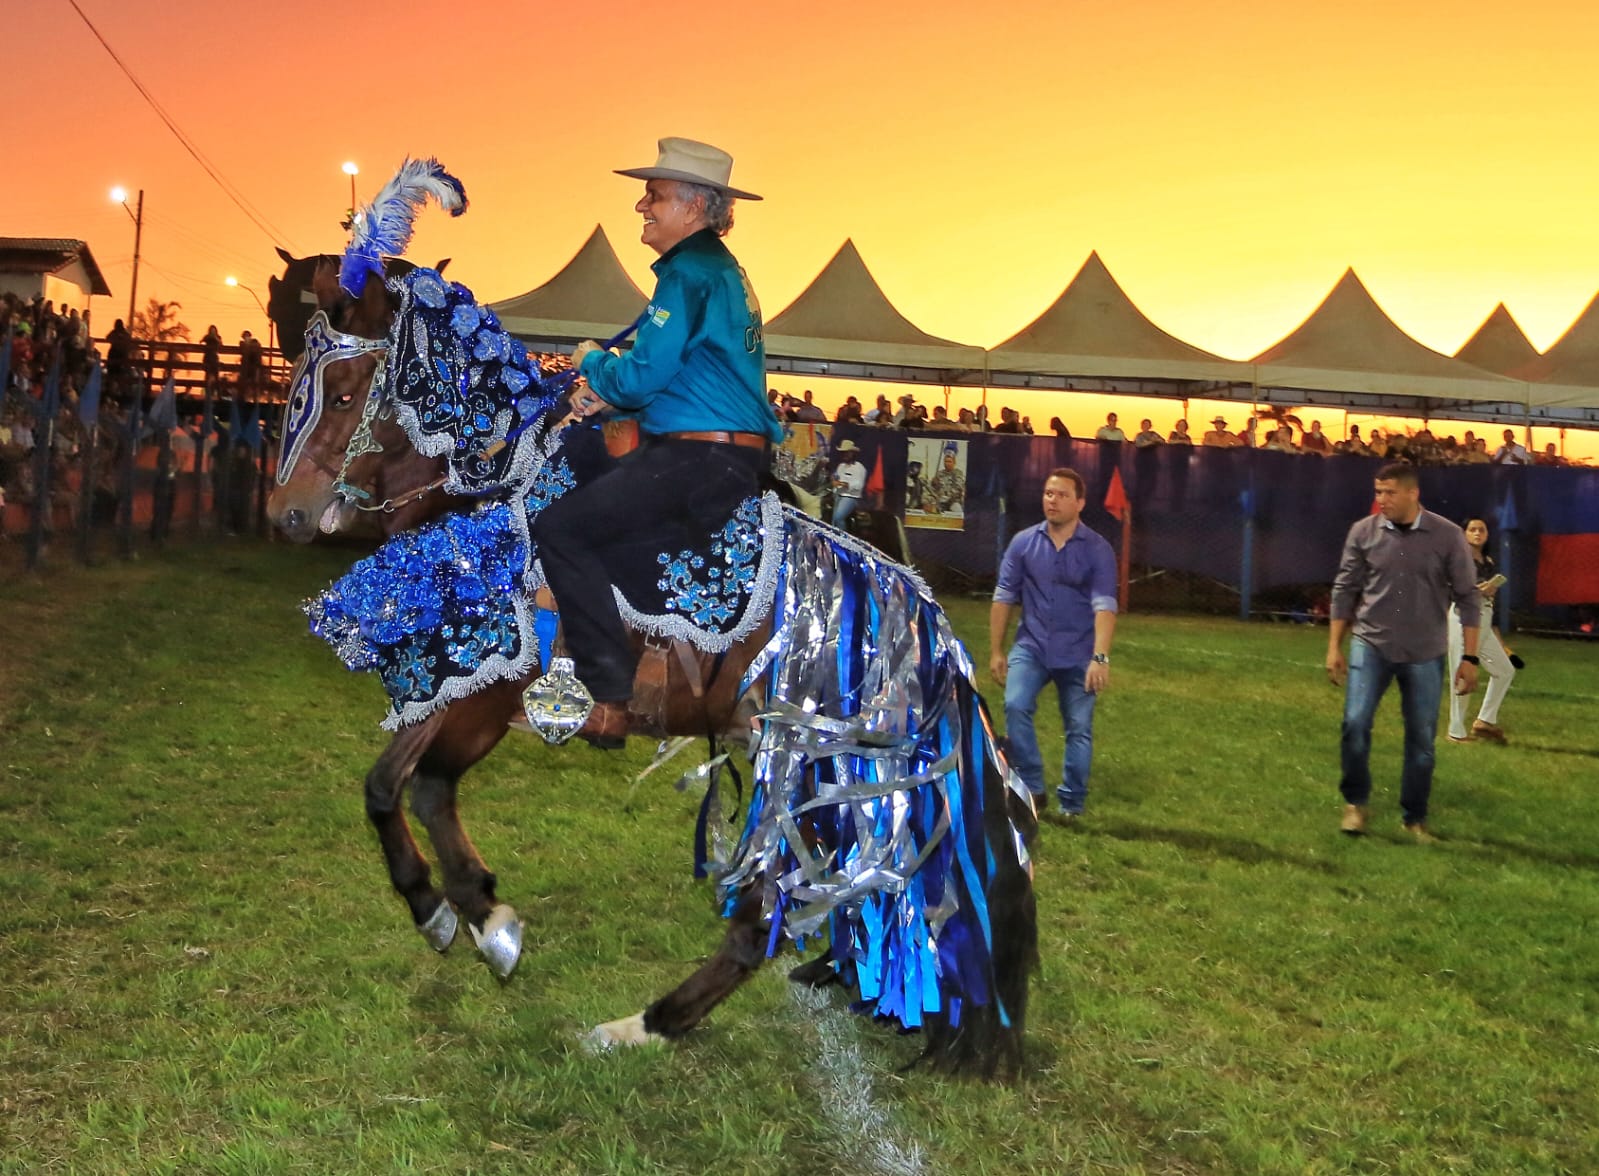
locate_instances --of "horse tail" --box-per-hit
[717,509,1038,1078]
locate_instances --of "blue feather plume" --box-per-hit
[340,157,468,296]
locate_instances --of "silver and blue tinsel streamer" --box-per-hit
[712,509,1035,1055]
[341,157,468,297]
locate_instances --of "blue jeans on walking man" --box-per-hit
[1004,643,1098,814]
[1339,637,1445,827]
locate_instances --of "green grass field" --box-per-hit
[3,540,1597,1174]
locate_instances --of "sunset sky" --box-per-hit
[11,0,1599,450]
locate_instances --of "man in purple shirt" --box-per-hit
[990,468,1119,822]
[1327,463,1481,842]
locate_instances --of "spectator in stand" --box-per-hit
[955,407,977,431]
[1168,418,1193,445]
[106,319,134,400]
[1336,424,1373,456]
[1202,416,1239,447]
[1049,416,1071,439]
[238,330,264,396]
[863,393,892,424]
[974,404,992,431]
[1462,436,1491,464]
[991,406,1023,434]
[1265,425,1300,453]
[1240,416,1261,448]
[1133,418,1164,447]
[1020,416,1035,435]
[1535,442,1564,467]
[791,389,827,423]
[202,326,223,390]
[1095,412,1127,442]
[1301,420,1332,454]
[834,395,863,425]
[895,394,929,429]
[930,405,953,428]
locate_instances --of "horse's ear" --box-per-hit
[276,246,295,265]
[357,270,391,324]
[435,258,451,274]
[310,258,343,309]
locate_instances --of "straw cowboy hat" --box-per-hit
[1211,416,1229,426]
[834,438,859,454]
[615,138,762,201]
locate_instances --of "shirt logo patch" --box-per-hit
[650,307,671,328]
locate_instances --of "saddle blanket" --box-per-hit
[305,490,786,729]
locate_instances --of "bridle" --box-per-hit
[278,309,447,514]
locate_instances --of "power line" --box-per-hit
[65,0,301,254]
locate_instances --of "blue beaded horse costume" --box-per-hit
[267,159,1037,1074]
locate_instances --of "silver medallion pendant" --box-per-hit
[521,656,594,745]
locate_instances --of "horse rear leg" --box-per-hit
[366,713,455,952]
[589,885,767,1048]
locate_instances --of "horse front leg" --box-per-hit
[365,713,456,952]
[409,684,522,977]
[589,884,768,1049]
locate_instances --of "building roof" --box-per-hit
[1251,269,1524,405]
[0,237,113,297]
[987,251,1249,383]
[490,225,648,344]
[763,239,985,375]
[1453,303,1541,377]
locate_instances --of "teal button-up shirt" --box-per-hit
[578,229,781,443]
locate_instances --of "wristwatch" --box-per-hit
[1460,654,1480,665]
[1091,653,1111,665]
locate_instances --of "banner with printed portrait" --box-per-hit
[905,436,968,530]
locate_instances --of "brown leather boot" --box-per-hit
[577,699,630,750]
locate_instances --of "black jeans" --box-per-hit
[532,437,763,701]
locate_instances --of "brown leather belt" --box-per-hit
[659,430,767,450]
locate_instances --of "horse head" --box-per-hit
[268,158,469,543]
[269,247,450,364]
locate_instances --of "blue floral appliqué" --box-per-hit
[657,497,764,627]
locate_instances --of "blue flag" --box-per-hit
[79,360,102,428]
[225,394,242,443]
[125,378,144,452]
[41,345,62,420]
[240,402,263,452]
[147,372,178,434]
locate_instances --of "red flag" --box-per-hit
[1104,468,1129,521]
[864,447,885,495]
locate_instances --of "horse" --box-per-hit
[266,159,1037,1075]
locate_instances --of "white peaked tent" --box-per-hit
[490,225,648,347]
[762,240,986,384]
[987,252,1251,393]
[1250,270,1527,414]
[1453,303,1541,377]
[1517,292,1599,416]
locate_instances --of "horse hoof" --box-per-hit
[418,901,458,953]
[469,903,523,979]
[582,1012,663,1052]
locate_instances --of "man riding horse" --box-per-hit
[534,138,781,749]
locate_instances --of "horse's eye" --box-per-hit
[331,389,357,410]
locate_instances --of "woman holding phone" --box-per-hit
[1447,517,1517,743]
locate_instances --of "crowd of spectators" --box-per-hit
[766,385,1580,466]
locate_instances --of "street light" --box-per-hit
[341,161,360,230]
[111,185,144,329]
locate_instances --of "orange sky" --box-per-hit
[10,1,1599,454]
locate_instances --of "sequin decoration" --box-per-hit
[656,497,764,627]
[708,506,1036,1064]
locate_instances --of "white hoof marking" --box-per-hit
[582,1012,663,1052]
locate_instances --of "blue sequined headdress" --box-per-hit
[341,158,468,297]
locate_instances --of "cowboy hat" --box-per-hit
[615,137,762,201]
[1211,416,1228,426]
[834,438,859,454]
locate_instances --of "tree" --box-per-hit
[131,298,191,380]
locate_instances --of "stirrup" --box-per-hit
[520,656,593,744]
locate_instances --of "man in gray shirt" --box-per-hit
[1326,463,1481,841]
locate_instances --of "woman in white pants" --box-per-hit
[1447,518,1517,743]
